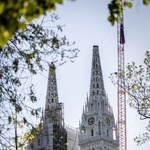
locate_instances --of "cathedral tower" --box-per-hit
[78,46,119,150]
[29,63,67,150]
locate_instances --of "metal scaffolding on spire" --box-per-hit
[117,0,127,150]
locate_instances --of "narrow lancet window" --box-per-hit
[91,103,93,112]
[93,84,95,88]
[91,129,94,136]
[97,84,99,88]
[107,129,109,137]
[98,121,101,135]
[92,91,95,96]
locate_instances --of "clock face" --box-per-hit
[88,117,95,125]
[106,117,110,126]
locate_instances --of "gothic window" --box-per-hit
[96,64,98,68]
[93,77,95,81]
[91,103,93,112]
[98,121,101,135]
[101,102,104,109]
[98,102,99,109]
[91,129,94,136]
[107,129,109,137]
[97,84,99,88]
[38,138,40,146]
[93,62,96,68]
[96,71,98,75]
[93,71,95,75]
[52,98,53,103]
[97,90,99,95]
[93,84,95,88]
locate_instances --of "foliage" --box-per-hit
[0,14,79,149]
[108,0,150,25]
[1,0,150,48]
[134,121,150,145]
[0,0,63,48]
[23,123,43,146]
[110,51,150,145]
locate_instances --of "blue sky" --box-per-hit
[34,0,150,149]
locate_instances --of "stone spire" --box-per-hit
[45,63,59,110]
[89,45,105,102]
[28,63,67,150]
[44,63,63,126]
[78,46,119,150]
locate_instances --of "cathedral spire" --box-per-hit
[79,46,119,150]
[44,63,62,126]
[45,63,59,110]
[89,45,105,100]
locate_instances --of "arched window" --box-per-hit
[98,102,99,109]
[38,138,40,146]
[96,64,98,68]
[91,103,93,112]
[93,84,95,88]
[98,121,101,135]
[52,98,53,103]
[97,84,99,88]
[91,129,94,136]
[107,129,109,137]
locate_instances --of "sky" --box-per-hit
[33,0,150,150]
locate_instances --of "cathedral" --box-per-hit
[28,45,119,150]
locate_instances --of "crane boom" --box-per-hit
[117,1,127,150]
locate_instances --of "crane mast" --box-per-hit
[117,0,127,150]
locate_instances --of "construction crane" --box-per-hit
[117,0,127,150]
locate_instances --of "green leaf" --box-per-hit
[0,3,5,14]
[143,0,150,5]
[124,1,132,8]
